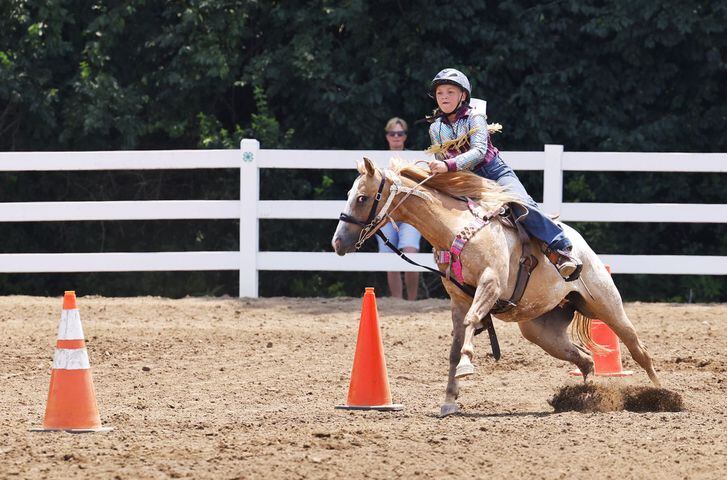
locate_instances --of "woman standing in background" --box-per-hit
[376,117,421,300]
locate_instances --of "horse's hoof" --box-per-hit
[439,403,460,417]
[579,363,594,383]
[455,362,475,378]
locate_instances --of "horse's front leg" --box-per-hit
[456,270,500,378]
[441,298,470,417]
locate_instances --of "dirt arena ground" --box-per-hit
[1,295,726,479]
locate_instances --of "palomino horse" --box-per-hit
[331,158,660,416]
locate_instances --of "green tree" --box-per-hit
[0,1,724,300]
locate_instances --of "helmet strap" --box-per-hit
[442,93,467,117]
[457,91,468,108]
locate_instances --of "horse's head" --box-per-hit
[331,157,389,255]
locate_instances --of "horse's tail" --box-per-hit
[571,311,611,355]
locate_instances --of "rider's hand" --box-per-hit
[428,160,448,174]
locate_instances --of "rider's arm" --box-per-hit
[450,114,489,172]
[428,122,446,162]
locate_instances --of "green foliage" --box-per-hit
[198,87,293,149]
[0,1,725,300]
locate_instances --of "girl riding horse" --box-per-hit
[332,158,660,416]
[426,68,581,281]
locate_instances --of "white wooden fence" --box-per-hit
[1,140,725,297]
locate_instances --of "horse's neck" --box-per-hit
[390,188,471,252]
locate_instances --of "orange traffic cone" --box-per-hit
[335,287,403,411]
[31,291,112,432]
[570,266,633,377]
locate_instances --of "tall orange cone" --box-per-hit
[336,287,403,411]
[31,291,112,432]
[570,266,634,377]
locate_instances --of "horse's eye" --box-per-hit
[357,195,368,204]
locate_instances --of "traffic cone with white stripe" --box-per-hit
[31,291,112,432]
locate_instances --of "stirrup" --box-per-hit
[557,259,581,281]
[545,247,582,282]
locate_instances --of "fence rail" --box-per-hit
[0,140,724,297]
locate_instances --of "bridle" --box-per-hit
[338,168,432,250]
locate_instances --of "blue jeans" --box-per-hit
[474,156,571,250]
[376,222,421,252]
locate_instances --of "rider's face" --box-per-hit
[436,84,465,114]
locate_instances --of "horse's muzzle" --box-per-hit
[332,236,345,255]
[331,225,359,256]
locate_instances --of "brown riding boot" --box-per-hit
[557,255,580,279]
[545,246,582,281]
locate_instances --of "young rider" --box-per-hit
[426,68,581,280]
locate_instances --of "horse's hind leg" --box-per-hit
[574,280,661,387]
[519,306,595,380]
[593,302,660,387]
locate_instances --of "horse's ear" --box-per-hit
[363,157,376,176]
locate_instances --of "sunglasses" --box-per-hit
[386,131,407,137]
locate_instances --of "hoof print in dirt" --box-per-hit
[549,384,684,413]
[549,384,624,413]
[622,386,684,412]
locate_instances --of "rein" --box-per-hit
[339,169,433,250]
[338,169,475,297]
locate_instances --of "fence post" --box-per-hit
[543,144,564,215]
[240,139,260,298]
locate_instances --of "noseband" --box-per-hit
[338,175,386,249]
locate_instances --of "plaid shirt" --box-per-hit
[428,107,500,172]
